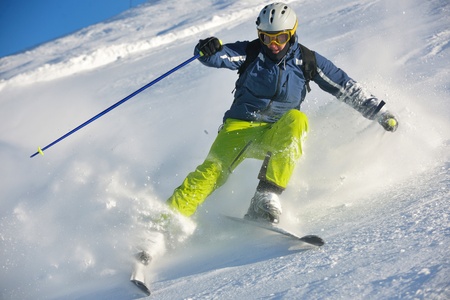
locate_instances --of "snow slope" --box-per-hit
[0,0,449,299]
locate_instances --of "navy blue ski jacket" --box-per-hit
[195,36,384,123]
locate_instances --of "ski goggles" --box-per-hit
[258,30,292,46]
[257,21,298,46]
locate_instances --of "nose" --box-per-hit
[268,42,280,51]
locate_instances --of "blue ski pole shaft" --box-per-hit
[30,54,201,158]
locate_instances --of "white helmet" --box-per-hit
[256,3,298,32]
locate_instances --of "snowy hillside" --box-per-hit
[1,0,449,299]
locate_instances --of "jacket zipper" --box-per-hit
[267,63,284,109]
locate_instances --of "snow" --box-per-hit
[0,0,449,299]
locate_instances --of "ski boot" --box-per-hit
[244,190,282,224]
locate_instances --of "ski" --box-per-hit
[130,251,152,296]
[225,215,325,247]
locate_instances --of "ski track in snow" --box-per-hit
[149,164,450,300]
[0,0,449,299]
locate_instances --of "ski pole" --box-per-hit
[30,53,201,158]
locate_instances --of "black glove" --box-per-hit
[197,37,222,57]
[377,110,399,132]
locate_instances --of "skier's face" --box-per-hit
[258,30,290,55]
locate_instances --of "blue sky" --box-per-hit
[0,0,149,58]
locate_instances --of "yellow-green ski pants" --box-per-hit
[167,109,308,216]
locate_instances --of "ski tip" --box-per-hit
[131,279,151,296]
[300,235,325,247]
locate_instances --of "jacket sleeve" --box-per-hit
[312,52,385,120]
[194,41,249,71]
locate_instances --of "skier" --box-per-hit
[132,2,399,293]
[165,2,398,224]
